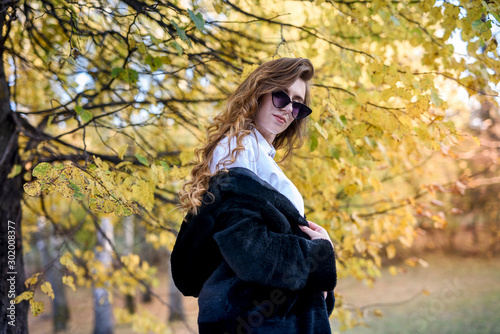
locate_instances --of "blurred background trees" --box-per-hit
[1,0,499,333]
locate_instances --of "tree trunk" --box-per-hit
[93,217,114,334]
[123,216,135,314]
[0,3,28,332]
[167,251,185,322]
[36,217,70,332]
[139,225,152,303]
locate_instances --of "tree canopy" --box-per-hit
[1,0,499,332]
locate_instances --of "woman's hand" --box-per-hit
[299,221,333,300]
[299,221,334,249]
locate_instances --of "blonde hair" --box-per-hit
[179,58,315,214]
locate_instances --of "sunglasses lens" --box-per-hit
[272,91,290,108]
[292,103,312,120]
[272,91,312,119]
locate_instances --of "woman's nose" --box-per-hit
[281,102,293,114]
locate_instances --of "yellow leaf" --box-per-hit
[386,244,396,260]
[388,266,398,276]
[405,256,418,267]
[118,144,129,160]
[60,254,77,272]
[418,258,429,268]
[23,181,42,197]
[241,64,258,79]
[14,291,34,304]
[313,122,328,139]
[62,275,76,292]
[29,299,45,317]
[41,282,55,300]
[24,273,41,288]
[373,309,383,317]
[406,97,429,118]
[345,184,358,197]
[422,289,431,295]
[369,178,382,192]
[7,164,22,178]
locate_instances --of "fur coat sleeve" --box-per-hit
[212,193,336,292]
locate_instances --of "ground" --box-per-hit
[28,252,500,334]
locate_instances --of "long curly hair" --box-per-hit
[179,58,315,215]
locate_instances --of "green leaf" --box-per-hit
[135,153,149,166]
[172,21,191,46]
[160,161,171,172]
[330,147,340,160]
[171,41,183,56]
[150,35,160,46]
[123,69,139,84]
[81,110,93,123]
[343,97,358,106]
[145,55,162,72]
[345,137,358,156]
[75,106,84,115]
[33,162,52,179]
[309,134,318,152]
[188,9,205,31]
[492,12,500,24]
[138,43,147,54]
[473,20,492,34]
[111,68,123,78]
[430,88,443,107]
[68,182,84,201]
[7,164,22,178]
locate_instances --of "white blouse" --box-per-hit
[209,128,305,217]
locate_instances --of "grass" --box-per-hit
[330,252,500,334]
[28,252,500,334]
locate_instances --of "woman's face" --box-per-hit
[254,78,306,143]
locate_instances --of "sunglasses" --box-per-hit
[271,91,312,120]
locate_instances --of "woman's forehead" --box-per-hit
[284,79,306,102]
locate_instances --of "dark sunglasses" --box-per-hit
[271,91,312,120]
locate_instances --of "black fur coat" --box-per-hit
[171,167,337,334]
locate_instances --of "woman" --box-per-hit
[171,58,337,334]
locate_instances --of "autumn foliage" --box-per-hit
[3,0,499,331]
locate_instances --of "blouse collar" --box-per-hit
[253,128,276,159]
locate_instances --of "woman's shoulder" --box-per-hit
[210,131,260,174]
[216,131,259,153]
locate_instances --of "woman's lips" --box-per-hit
[273,114,285,124]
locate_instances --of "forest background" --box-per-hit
[1,0,499,333]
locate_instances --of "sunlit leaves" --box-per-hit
[24,160,151,215]
[41,282,55,300]
[13,291,34,304]
[13,0,500,329]
[62,276,76,292]
[14,273,53,317]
